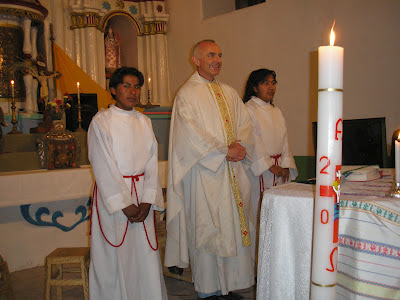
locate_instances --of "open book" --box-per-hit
[342,165,381,182]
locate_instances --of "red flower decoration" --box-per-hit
[64,93,73,101]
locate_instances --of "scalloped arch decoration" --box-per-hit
[100,10,142,35]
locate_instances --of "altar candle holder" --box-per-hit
[386,182,400,199]
[386,136,400,198]
[8,80,21,135]
[75,82,84,132]
[143,87,160,109]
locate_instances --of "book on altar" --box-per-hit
[342,165,381,182]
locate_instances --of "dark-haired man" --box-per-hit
[88,67,167,299]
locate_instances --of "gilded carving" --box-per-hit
[0,26,24,100]
[143,21,166,35]
[70,12,102,30]
[0,7,44,23]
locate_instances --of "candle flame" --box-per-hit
[11,80,14,85]
[148,77,151,83]
[330,21,336,46]
[398,132,400,140]
[77,82,80,87]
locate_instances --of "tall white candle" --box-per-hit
[11,80,14,98]
[396,135,400,184]
[77,82,80,100]
[311,24,343,300]
[148,77,151,90]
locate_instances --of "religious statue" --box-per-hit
[10,55,61,113]
[104,27,121,73]
[24,54,61,111]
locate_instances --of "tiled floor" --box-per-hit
[5,266,255,299]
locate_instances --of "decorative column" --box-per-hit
[0,15,23,113]
[22,18,32,56]
[139,17,170,106]
[70,10,103,86]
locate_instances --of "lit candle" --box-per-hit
[77,82,80,100]
[11,80,14,98]
[311,23,343,300]
[396,134,400,184]
[148,77,151,90]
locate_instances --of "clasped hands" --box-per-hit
[226,140,247,162]
[122,203,151,223]
[269,165,290,183]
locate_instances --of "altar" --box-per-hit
[257,169,400,299]
[0,162,168,273]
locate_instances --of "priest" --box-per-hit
[165,40,255,300]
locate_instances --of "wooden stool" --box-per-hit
[0,255,14,300]
[45,247,90,300]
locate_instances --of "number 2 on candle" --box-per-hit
[319,156,330,175]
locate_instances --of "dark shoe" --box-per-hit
[198,296,218,300]
[168,266,184,275]
[217,292,244,300]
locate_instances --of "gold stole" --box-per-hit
[207,82,251,247]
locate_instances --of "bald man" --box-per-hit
[165,40,255,300]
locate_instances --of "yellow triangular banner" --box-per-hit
[53,43,113,109]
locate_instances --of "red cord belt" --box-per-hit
[259,153,282,196]
[91,173,158,250]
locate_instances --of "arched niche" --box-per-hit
[100,11,141,82]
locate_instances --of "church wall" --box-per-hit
[166,0,400,156]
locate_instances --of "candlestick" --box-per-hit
[11,80,14,98]
[311,24,343,299]
[143,77,159,109]
[8,80,21,135]
[386,135,400,198]
[396,135,400,183]
[75,82,84,132]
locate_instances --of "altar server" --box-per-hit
[243,68,298,263]
[88,67,167,300]
[165,40,255,299]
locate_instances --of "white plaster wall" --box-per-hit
[166,0,400,156]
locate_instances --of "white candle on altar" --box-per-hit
[11,80,14,98]
[396,134,400,183]
[311,23,343,300]
[148,77,151,90]
[77,82,80,100]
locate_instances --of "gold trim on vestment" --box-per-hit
[318,88,343,92]
[311,281,336,287]
[207,82,251,247]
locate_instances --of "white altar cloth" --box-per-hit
[0,161,168,208]
[0,161,168,272]
[257,170,400,299]
[0,166,94,208]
